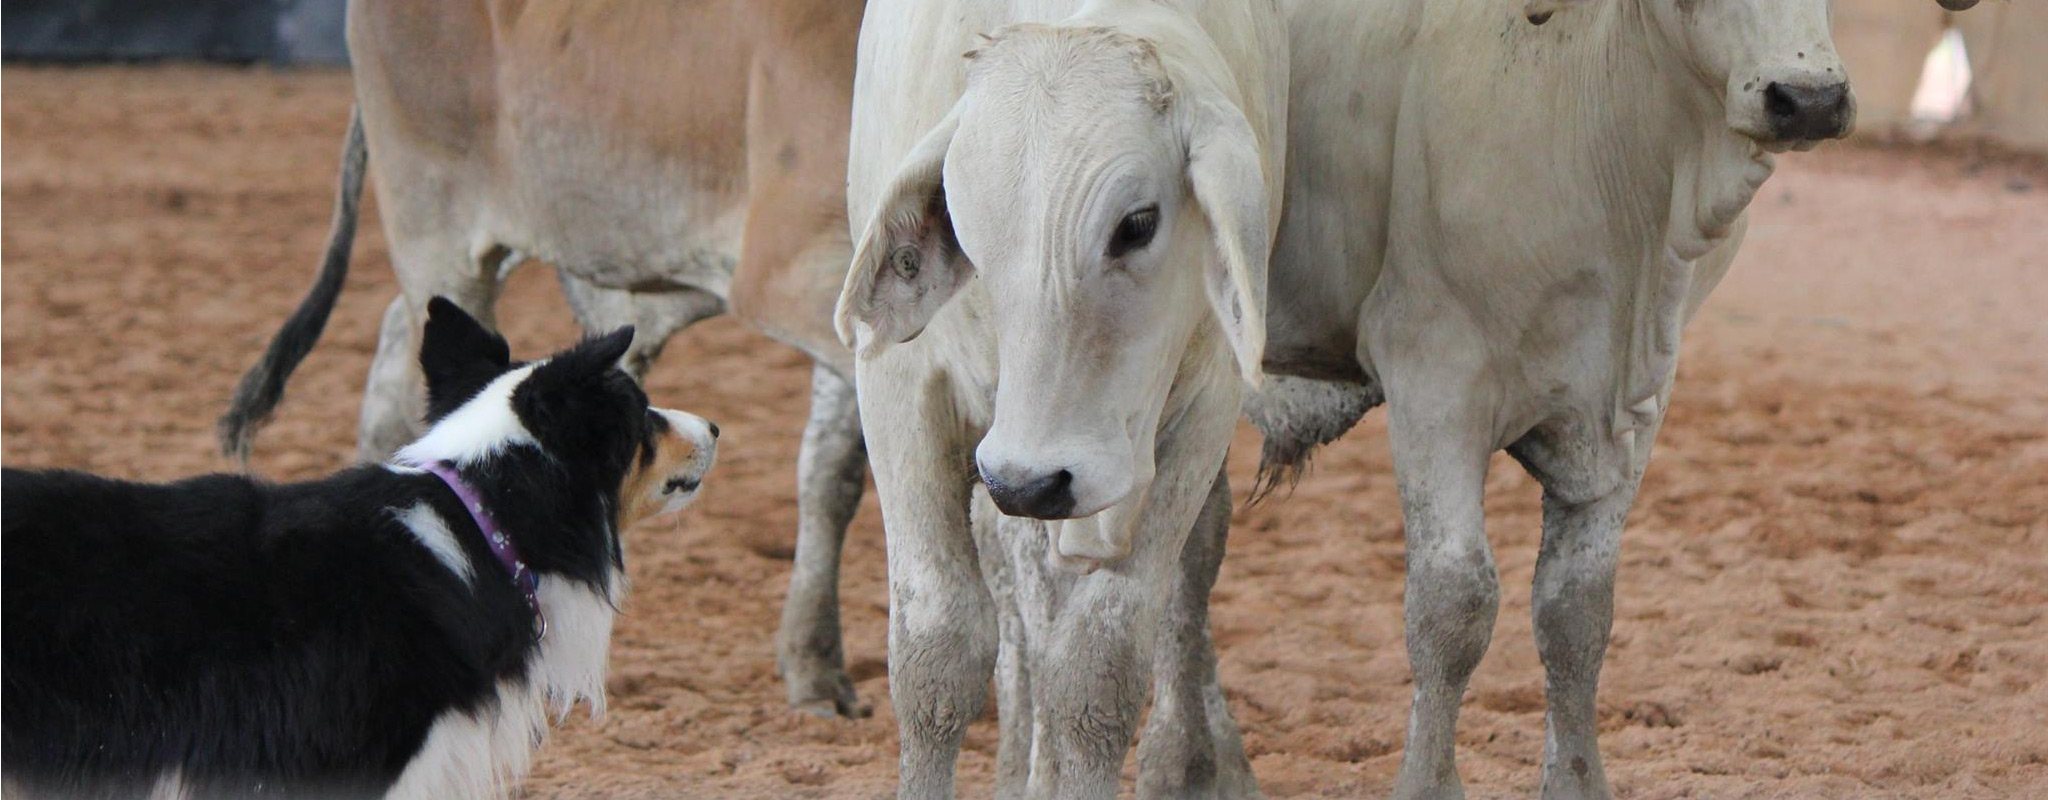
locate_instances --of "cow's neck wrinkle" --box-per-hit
[1561,0,1776,446]
[1543,1,1772,253]
[1615,0,1778,259]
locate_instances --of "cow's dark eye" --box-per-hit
[1107,205,1160,259]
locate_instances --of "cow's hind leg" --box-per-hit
[1386,397,1499,800]
[359,296,425,460]
[358,240,510,461]
[555,274,726,379]
[777,363,871,717]
[1138,463,1261,800]
[1510,411,1665,800]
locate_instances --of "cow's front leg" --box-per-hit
[886,490,994,800]
[1511,410,1665,800]
[979,506,1036,800]
[777,364,870,717]
[1529,485,1633,800]
[1387,395,1499,800]
[862,366,995,800]
[1023,566,1157,800]
[1027,393,1235,800]
[1138,463,1260,800]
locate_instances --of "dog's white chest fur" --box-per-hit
[383,578,617,800]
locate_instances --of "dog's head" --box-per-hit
[399,298,718,538]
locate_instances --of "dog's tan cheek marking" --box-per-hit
[620,447,661,523]
[621,431,697,524]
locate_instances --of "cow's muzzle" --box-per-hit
[1762,81,1853,143]
[980,462,1079,520]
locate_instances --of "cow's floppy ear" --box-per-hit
[1184,93,1269,388]
[834,107,972,355]
[420,297,513,420]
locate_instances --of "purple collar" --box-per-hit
[415,460,545,641]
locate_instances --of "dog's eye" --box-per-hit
[1106,205,1159,259]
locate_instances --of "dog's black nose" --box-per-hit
[1764,81,1852,141]
[980,466,1076,520]
[707,421,720,439]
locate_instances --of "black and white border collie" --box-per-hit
[3,298,718,800]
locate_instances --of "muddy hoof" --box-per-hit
[780,660,870,719]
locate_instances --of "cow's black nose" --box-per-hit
[980,465,1077,520]
[707,421,720,439]
[1764,81,1852,141]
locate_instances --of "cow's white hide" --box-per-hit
[837,0,1286,797]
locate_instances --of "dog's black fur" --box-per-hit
[3,298,667,800]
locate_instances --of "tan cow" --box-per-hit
[218,0,871,717]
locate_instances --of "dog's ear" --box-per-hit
[420,297,513,421]
[547,326,636,381]
[514,326,644,465]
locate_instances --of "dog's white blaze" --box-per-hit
[396,365,540,467]
[382,580,617,800]
[651,408,719,516]
[391,502,474,585]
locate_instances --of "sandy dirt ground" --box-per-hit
[3,66,2045,800]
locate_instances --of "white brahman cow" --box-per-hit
[836,0,1285,796]
[1259,0,1982,798]
[217,0,875,717]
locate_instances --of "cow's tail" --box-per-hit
[217,107,368,464]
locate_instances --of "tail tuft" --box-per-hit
[1242,375,1381,506]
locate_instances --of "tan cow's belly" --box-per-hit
[354,0,762,297]
[484,139,748,297]
[350,0,860,360]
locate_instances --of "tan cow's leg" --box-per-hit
[727,37,872,718]
[777,364,871,717]
[356,238,507,462]
[353,124,509,462]
[555,274,725,380]
[357,295,424,461]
